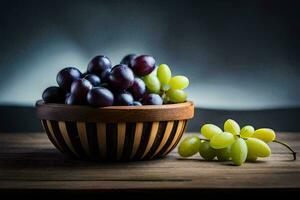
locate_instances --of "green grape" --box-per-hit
[246,153,258,162]
[200,124,222,139]
[169,75,189,90]
[230,138,248,166]
[224,119,240,135]
[161,84,170,91]
[246,138,271,157]
[216,146,231,161]
[240,125,254,138]
[210,132,235,149]
[178,136,202,157]
[143,74,161,94]
[166,89,187,103]
[157,64,171,85]
[199,141,216,160]
[252,128,276,143]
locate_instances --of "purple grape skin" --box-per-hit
[108,64,134,91]
[70,79,93,103]
[87,87,114,107]
[115,91,134,106]
[120,54,137,68]
[132,101,142,106]
[84,74,101,87]
[65,93,84,105]
[100,68,111,83]
[142,93,163,105]
[56,67,82,91]
[128,78,146,101]
[42,86,66,103]
[131,55,155,76]
[87,55,111,75]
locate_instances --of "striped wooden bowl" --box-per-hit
[36,100,194,161]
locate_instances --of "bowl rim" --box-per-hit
[36,100,194,122]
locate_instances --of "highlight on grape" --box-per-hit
[178,119,296,166]
[42,54,189,107]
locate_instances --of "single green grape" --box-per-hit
[157,64,171,85]
[200,124,222,139]
[246,153,258,162]
[240,125,254,138]
[199,141,216,160]
[143,74,161,94]
[224,119,240,135]
[210,132,235,149]
[252,128,276,143]
[246,138,271,157]
[216,146,231,161]
[230,138,248,166]
[166,89,187,103]
[169,75,189,90]
[178,136,202,157]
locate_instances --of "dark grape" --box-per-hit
[70,79,93,103]
[132,101,142,106]
[65,93,84,105]
[87,55,111,75]
[100,68,111,83]
[143,93,163,105]
[87,87,114,107]
[56,67,82,91]
[128,78,146,100]
[84,74,101,87]
[131,55,155,76]
[120,54,137,68]
[108,64,134,90]
[115,91,134,106]
[65,93,71,99]
[42,86,66,103]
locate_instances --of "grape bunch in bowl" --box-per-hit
[42,54,189,107]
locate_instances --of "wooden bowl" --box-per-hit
[36,100,194,161]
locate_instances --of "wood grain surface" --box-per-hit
[0,132,299,192]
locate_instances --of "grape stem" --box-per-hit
[273,139,297,160]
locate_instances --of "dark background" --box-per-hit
[0,0,299,132]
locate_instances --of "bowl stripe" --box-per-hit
[96,122,106,159]
[150,121,174,159]
[58,121,79,157]
[141,122,160,159]
[106,123,117,160]
[133,122,151,159]
[165,120,186,156]
[85,122,99,159]
[117,123,126,160]
[48,120,75,156]
[154,120,179,158]
[121,122,136,160]
[77,122,91,157]
[162,120,185,156]
[130,122,143,159]
[142,121,167,159]
[42,120,63,152]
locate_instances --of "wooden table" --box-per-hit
[0,132,299,198]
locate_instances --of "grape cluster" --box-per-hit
[42,54,190,107]
[178,119,296,166]
[144,64,189,103]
